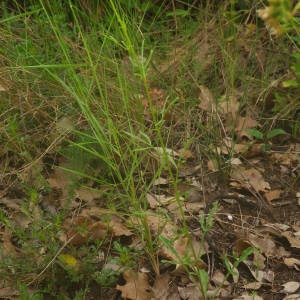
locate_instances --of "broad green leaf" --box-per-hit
[246,128,264,140]
[267,128,286,140]
[223,254,233,275]
[238,247,254,263]
[282,79,298,88]
[198,269,209,296]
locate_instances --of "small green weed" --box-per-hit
[246,127,287,151]
[160,202,216,299]
[160,202,254,299]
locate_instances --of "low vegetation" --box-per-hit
[0,0,299,299]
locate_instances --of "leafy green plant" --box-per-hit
[93,268,119,287]
[259,1,300,114]
[246,128,286,151]
[19,285,43,300]
[114,241,135,268]
[160,202,254,299]
[160,202,218,299]
[0,212,66,296]
[217,247,254,296]
[258,0,300,35]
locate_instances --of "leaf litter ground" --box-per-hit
[1,98,299,299]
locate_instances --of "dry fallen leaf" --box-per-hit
[116,270,153,300]
[219,95,239,118]
[0,197,23,211]
[146,214,177,256]
[284,257,300,269]
[152,273,172,300]
[272,152,298,166]
[231,167,270,193]
[65,216,108,246]
[47,163,74,206]
[212,286,232,298]
[184,202,205,214]
[243,144,264,158]
[48,166,73,191]
[264,270,275,283]
[178,284,202,300]
[0,197,34,228]
[155,147,180,157]
[264,190,281,202]
[207,159,218,171]
[145,214,189,261]
[236,293,263,300]
[296,192,300,206]
[233,143,249,154]
[172,237,189,259]
[242,168,270,192]
[234,239,253,255]
[243,282,263,290]
[231,157,242,165]
[248,233,277,257]
[292,224,300,232]
[282,231,300,249]
[159,235,188,261]
[236,116,258,138]
[13,211,31,228]
[153,177,169,186]
[272,223,290,231]
[283,294,300,300]
[198,85,215,111]
[0,81,8,92]
[212,270,229,286]
[178,148,194,160]
[109,216,133,237]
[242,260,266,283]
[147,193,160,209]
[65,209,132,245]
[1,229,18,258]
[75,187,100,203]
[282,282,300,294]
[276,246,291,258]
[146,214,176,241]
[0,287,19,298]
[80,206,111,218]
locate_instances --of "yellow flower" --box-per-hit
[58,254,79,271]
